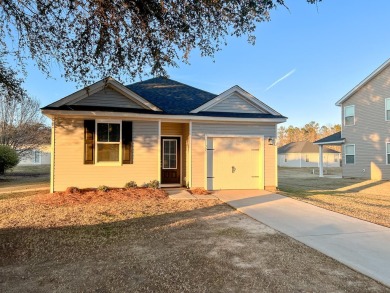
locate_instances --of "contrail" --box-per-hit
[265,69,296,92]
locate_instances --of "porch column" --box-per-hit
[319,145,324,177]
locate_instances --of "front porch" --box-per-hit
[314,131,345,177]
[159,122,190,188]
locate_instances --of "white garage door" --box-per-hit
[207,137,261,190]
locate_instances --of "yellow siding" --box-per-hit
[53,118,159,191]
[161,122,183,136]
[264,143,276,189]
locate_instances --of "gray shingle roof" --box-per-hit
[314,132,344,144]
[126,77,217,115]
[278,141,340,154]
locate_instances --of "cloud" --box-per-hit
[265,69,296,92]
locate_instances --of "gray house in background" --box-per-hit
[315,58,390,180]
[278,141,340,168]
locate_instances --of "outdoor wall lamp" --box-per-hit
[268,137,275,145]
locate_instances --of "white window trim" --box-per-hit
[344,105,355,126]
[95,119,122,166]
[345,144,355,165]
[162,139,178,170]
[386,142,390,165]
[386,98,390,121]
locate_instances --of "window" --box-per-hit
[162,139,177,169]
[97,122,121,162]
[386,98,390,121]
[387,143,390,165]
[305,154,309,162]
[344,105,355,126]
[345,144,355,164]
[33,150,41,164]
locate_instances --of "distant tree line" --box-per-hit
[277,121,341,147]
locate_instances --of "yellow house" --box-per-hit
[42,77,286,192]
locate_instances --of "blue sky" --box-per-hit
[22,0,390,127]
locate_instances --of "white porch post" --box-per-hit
[319,144,324,177]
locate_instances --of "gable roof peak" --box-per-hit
[335,58,390,106]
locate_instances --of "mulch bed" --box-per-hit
[34,187,168,206]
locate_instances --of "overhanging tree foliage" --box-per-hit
[0,0,321,100]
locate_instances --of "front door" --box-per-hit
[161,137,181,184]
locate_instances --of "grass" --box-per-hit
[6,164,50,175]
[0,165,50,191]
[278,167,390,228]
[0,190,387,292]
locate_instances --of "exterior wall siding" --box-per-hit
[53,118,158,191]
[341,65,390,180]
[191,122,277,189]
[206,94,264,113]
[73,87,143,109]
[277,153,340,168]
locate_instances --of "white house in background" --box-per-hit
[18,145,51,166]
[278,141,340,168]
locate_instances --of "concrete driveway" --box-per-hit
[214,190,390,287]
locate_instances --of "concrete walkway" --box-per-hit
[214,190,390,287]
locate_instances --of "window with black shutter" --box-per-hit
[122,121,133,164]
[84,120,95,164]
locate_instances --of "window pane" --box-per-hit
[387,110,390,121]
[163,154,170,168]
[387,143,390,153]
[170,156,176,168]
[97,123,109,142]
[34,151,41,163]
[97,144,119,162]
[163,141,169,153]
[109,124,120,142]
[388,154,390,164]
[345,106,354,117]
[170,141,176,154]
[345,145,354,155]
[345,116,354,126]
[346,155,354,164]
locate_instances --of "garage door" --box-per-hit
[207,137,261,190]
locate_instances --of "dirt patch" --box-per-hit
[0,191,388,292]
[188,187,211,195]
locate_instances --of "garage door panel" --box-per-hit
[210,137,261,190]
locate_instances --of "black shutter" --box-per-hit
[122,121,133,164]
[84,120,95,164]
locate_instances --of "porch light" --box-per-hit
[268,137,275,145]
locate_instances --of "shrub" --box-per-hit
[0,145,19,175]
[124,181,137,188]
[142,180,160,189]
[65,186,80,194]
[97,185,109,192]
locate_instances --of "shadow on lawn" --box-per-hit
[0,203,231,266]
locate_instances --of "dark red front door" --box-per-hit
[161,137,181,184]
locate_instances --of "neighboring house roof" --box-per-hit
[335,58,390,106]
[278,141,340,154]
[42,77,286,120]
[313,132,345,145]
